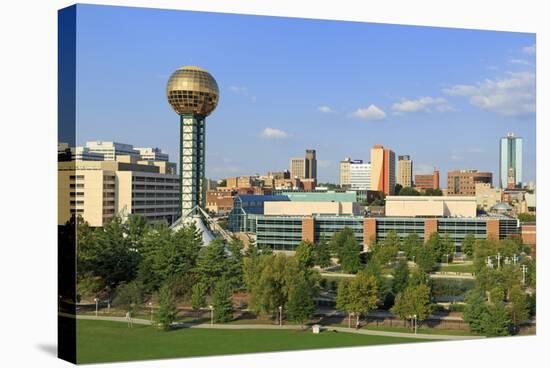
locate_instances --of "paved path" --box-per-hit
[321,272,474,280]
[75,315,482,341]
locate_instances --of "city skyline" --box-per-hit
[70,4,536,184]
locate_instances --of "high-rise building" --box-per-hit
[415,170,440,191]
[447,170,492,196]
[290,157,306,179]
[397,155,413,188]
[349,160,371,190]
[305,149,317,180]
[340,157,351,187]
[166,66,219,215]
[85,141,140,161]
[58,157,180,227]
[499,132,523,189]
[135,147,169,162]
[370,144,396,195]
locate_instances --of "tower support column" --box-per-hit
[180,114,206,215]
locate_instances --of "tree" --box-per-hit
[408,268,429,287]
[336,279,353,327]
[394,183,403,195]
[287,278,316,327]
[191,283,207,318]
[391,284,432,328]
[508,286,529,333]
[402,233,420,260]
[461,234,476,258]
[481,302,511,337]
[212,279,234,323]
[347,272,379,325]
[425,232,445,262]
[295,240,314,269]
[441,234,455,262]
[81,215,141,289]
[226,238,245,289]
[245,253,318,318]
[138,222,202,293]
[313,235,332,268]
[125,214,149,251]
[463,289,488,334]
[424,188,443,196]
[156,283,178,330]
[340,236,361,274]
[374,230,399,265]
[196,239,228,290]
[517,213,536,223]
[112,281,144,313]
[392,260,410,295]
[398,187,420,196]
[330,227,356,261]
[364,259,390,301]
[415,245,437,273]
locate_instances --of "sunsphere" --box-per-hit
[166,66,219,217]
[166,66,219,116]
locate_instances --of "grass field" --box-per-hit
[77,320,432,364]
[436,263,475,273]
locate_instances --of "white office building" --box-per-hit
[135,147,169,162]
[349,160,371,190]
[85,141,140,161]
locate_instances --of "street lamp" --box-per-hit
[149,302,153,323]
[278,305,283,326]
[413,314,417,335]
[94,298,99,317]
[521,265,528,286]
[209,305,214,326]
[445,254,449,264]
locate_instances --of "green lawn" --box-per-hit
[436,264,474,273]
[77,320,431,364]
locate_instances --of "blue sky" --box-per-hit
[73,4,536,186]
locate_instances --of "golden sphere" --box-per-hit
[166,66,219,116]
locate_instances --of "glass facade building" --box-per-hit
[228,195,290,232]
[500,133,523,188]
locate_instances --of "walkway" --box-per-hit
[75,315,482,341]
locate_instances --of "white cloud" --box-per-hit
[352,104,386,120]
[392,96,454,113]
[509,59,530,66]
[522,44,536,55]
[260,127,289,139]
[229,85,248,93]
[443,71,535,117]
[318,105,334,113]
[318,160,331,168]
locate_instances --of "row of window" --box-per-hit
[132,185,178,190]
[133,177,179,183]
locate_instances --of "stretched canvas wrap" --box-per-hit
[58,3,537,364]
